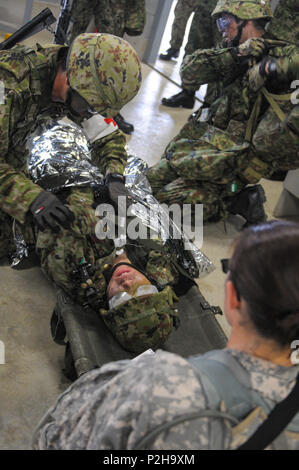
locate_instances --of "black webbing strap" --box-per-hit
[238,372,299,450]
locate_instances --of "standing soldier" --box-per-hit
[161,0,221,110]
[69,0,146,134]
[148,0,299,225]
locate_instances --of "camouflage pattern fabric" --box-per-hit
[68,33,142,118]
[268,0,299,45]
[212,0,273,20]
[0,42,162,352]
[182,0,222,106]
[36,187,180,352]
[168,0,199,51]
[0,43,128,226]
[148,36,299,223]
[69,0,146,43]
[184,0,220,57]
[101,286,179,353]
[32,349,299,450]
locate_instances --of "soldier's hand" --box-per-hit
[92,173,127,209]
[247,57,269,92]
[105,172,127,207]
[30,191,75,232]
[236,37,268,61]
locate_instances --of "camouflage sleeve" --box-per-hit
[0,90,43,224]
[125,0,146,35]
[90,128,128,176]
[273,52,299,82]
[32,351,230,450]
[180,47,241,91]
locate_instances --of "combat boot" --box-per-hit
[114,113,134,134]
[227,184,267,226]
[159,47,180,60]
[161,89,195,109]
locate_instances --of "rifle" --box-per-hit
[0,8,56,51]
[53,0,74,45]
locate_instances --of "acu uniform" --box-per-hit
[32,348,299,449]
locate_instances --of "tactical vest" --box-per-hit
[133,350,299,450]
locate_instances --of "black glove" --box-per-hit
[30,191,75,232]
[93,173,127,208]
[236,37,268,61]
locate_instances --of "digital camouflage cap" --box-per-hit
[212,0,273,20]
[100,286,179,353]
[67,33,142,118]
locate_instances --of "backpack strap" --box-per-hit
[133,409,239,450]
[133,351,299,450]
[238,371,299,450]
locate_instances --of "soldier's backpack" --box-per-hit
[132,350,299,450]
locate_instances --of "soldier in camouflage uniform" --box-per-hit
[32,220,299,450]
[149,0,299,224]
[0,33,177,353]
[161,0,221,109]
[268,0,299,45]
[69,0,146,134]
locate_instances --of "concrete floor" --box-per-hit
[0,35,294,449]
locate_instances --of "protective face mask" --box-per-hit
[109,284,159,310]
[216,15,234,33]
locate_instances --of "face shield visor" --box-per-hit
[108,284,159,310]
[216,15,234,33]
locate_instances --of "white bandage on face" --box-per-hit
[108,284,159,310]
[82,114,118,143]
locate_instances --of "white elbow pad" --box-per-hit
[82,114,118,143]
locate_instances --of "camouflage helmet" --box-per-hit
[212,0,273,20]
[100,286,179,353]
[67,33,142,118]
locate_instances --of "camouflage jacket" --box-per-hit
[268,0,299,45]
[32,348,299,450]
[0,44,127,225]
[181,36,299,140]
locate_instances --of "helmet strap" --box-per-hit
[228,20,248,47]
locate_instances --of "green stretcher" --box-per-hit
[52,284,227,381]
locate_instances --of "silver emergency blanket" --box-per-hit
[11,116,214,278]
[124,156,214,278]
[26,116,104,192]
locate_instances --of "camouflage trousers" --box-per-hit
[169,0,199,50]
[182,1,222,106]
[0,188,114,306]
[147,119,251,223]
